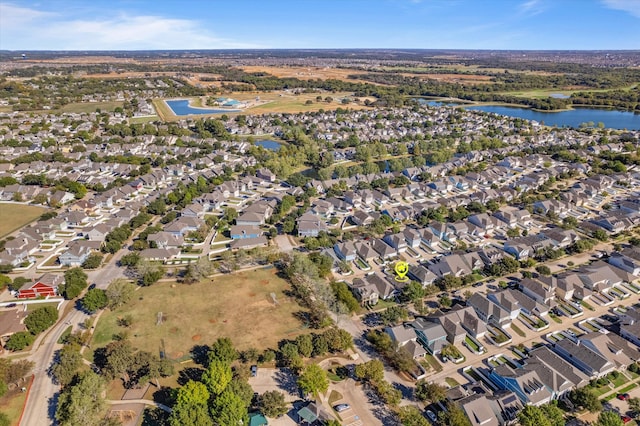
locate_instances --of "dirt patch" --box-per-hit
[240,65,375,84]
[172,352,183,359]
[192,335,201,341]
[209,318,217,324]
[169,327,178,334]
[260,279,269,285]
[248,292,256,297]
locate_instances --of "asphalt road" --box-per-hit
[20,251,126,426]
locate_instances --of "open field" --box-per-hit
[0,203,46,239]
[0,387,28,426]
[399,72,494,84]
[240,65,376,84]
[91,267,308,358]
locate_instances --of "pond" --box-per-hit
[165,99,239,116]
[254,140,282,151]
[465,105,640,130]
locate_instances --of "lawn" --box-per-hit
[57,101,124,114]
[91,268,308,359]
[510,323,526,338]
[0,387,28,426]
[0,203,47,238]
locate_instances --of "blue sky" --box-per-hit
[1,0,639,50]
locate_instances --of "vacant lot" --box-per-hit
[240,65,373,84]
[0,387,28,426]
[0,203,46,238]
[92,267,308,359]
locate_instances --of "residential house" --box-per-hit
[410,317,448,355]
[503,235,553,260]
[519,278,556,307]
[333,242,357,262]
[296,213,328,237]
[552,338,616,378]
[493,206,532,228]
[408,265,437,287]
[430,305,487,344]
[229,225,263,240]
[467,293,512,328]
[371,238,398,260]
[385,324,428,358]
[59,241,95,266]
[230,236,269,251]
[350,273,397,306]
[139,248,181,262]
[488,289,550,318]
[608,248,640,276]
[488,365,553,406]
[147,231,184,249]
[18,273,64,299]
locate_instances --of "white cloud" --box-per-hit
[519,0,546,16]
[0,3,56,30]
[0,3,261,50]
[602,0,640,17]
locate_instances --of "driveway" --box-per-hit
[274,235,296,253]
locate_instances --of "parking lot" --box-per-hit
[247,367,300,402]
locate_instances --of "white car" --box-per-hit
[334,403,350,412]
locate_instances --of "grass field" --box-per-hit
[91,268,308,359]
[0,203,46,239]
[154,91,374,121]
[0,388,28,426]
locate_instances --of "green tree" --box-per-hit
[176,380,210,406]
[105,279,135,309]
[170,401,213,426]
[593,229,609,242]
[397,406,430,426]
[208,337,238,365]
[55,371,107,426]
[518,405,552,426]
[62,267,88,299]
[541,402,566,426]
[354,359,384,383]
[4,331,34,351]
[52,344,83,387]
[81,289,108,313]
[628,396,640,413]
[210,389,249,426]
[297,364,329,396]
[400,281,426,304]
[593,410,624,426]
[295,334,314,358]
[439,401,471,426]
[330,281,360,313]
[415,380,447,403]
[25,306,59,335]
[569,387,602,412]
[201,360,232,396]
[81,254,103,269]
[0,413,9,426]
[259,390,288,418]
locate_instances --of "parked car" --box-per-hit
[250,365,258,377]
[426,410,437,422]
[5,303,17,308]
[621,415,632,424]
[333,404,350,412]
[472,282,483,288]
[617,393,630,401]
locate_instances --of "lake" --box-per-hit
[255,140,282,151]
[165,99,239,116]
[465,105,640,130]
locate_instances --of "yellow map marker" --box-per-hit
[394,261,409,282]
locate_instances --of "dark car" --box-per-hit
[250,365,258,377]
[617,393,630,401]
[5,303,17,308]
[426,410,437,422]
[472,282,483,288]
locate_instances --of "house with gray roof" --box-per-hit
[467,293,512,328]
[488,365,553,406]
[552,338,616,378]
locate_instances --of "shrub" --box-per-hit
[25,306,59,335]
[5,332,35,351]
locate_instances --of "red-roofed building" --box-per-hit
[18,274,64,299]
